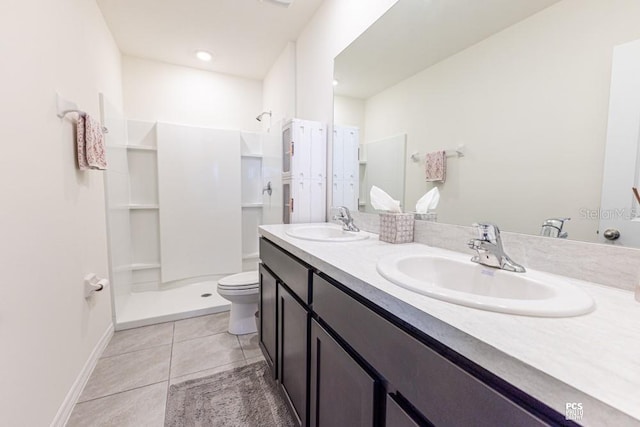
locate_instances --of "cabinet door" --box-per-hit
[278,284,309,426]
[292,121,312,179]
[343,127,359,181]
[291,179,311,223]
[310,180,326,223]
[332,181,344,208]
[310,123,327,180]
[344,180,358,211]
[259,265,277,376]
[385,394,423,427]
[310,320,376,427]
[332,127,344,181]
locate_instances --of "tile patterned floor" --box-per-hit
[67,311,264,426]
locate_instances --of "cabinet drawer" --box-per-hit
[260,238,311,303]
[312,274,548,427]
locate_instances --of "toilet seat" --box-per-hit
[218,283,258,291]
[217,271,259,289]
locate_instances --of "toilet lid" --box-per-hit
[218,271,259,288]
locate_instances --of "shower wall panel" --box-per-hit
[157,123,242,282]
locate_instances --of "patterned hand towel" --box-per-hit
[425,150,446,182]
[76,115,90,170]
[76,115,107,170]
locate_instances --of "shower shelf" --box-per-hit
[242,203,263,208]
[128,204,159,210]
[130,263,161,271]
[127,145,157,151]
[241,153,263,159]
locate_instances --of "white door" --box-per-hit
[599,39,640,247]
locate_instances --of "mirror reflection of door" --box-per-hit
[599,39,640,247]
[332,125,360,211]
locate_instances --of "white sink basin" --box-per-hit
[376,253,595,317]
[286,224,369,242]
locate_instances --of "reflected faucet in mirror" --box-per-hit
[332,206,360,232]
[468,223,526,273]
[540,218,570,238]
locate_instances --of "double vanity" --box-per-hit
[258,223,640,426]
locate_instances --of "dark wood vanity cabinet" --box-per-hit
[259,238,311,426]
[258,265,277,373]
[278,283,309,425]
[259,237,562,427]
[309,319,377,427]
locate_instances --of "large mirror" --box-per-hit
[333,0,640,247]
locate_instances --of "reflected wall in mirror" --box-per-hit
[333,0,640,247]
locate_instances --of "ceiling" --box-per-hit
[334,0,561,99]
[97,0,324,80]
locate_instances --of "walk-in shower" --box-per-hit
[101,95,277,329]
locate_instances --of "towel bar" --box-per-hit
[56,93,109,133]
[410,144,465,162]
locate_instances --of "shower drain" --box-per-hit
[201,293,212,298]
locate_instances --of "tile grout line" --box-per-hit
[164,321,176,425]
[173,327,231,345]
[100,341,173,360]
[75,380,169,405]
[169,361,246,384]
[237,335,248,362]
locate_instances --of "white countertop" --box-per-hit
[260,223,640,426]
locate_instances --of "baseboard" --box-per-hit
[50,323,114,427]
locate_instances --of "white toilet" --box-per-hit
[216,271,259,335]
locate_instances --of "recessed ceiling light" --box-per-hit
[332,79,339,86]
[195,50,213,62]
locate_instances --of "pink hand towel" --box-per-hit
[76,115,107,170]
[425,150,446,183]
[76,115,90,170]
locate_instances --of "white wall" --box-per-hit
[294,0,397,217]
[261,42,297,225]
[334,95,366,143]
[364,0,640,242]
[295,0,398,124]
[0,0,122,425]
[122,56,263,131]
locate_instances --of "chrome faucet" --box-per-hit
[333,206,360,232]
[540,217,570,238]
[468,223,525,273]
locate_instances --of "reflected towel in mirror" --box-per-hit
[425,150,446,182]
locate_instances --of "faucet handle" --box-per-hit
[541,217,571,238]
[333,206,351,218]
[543,217,570,227]
[472,222,499,243]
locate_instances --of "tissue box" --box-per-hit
[379,213,414,244]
